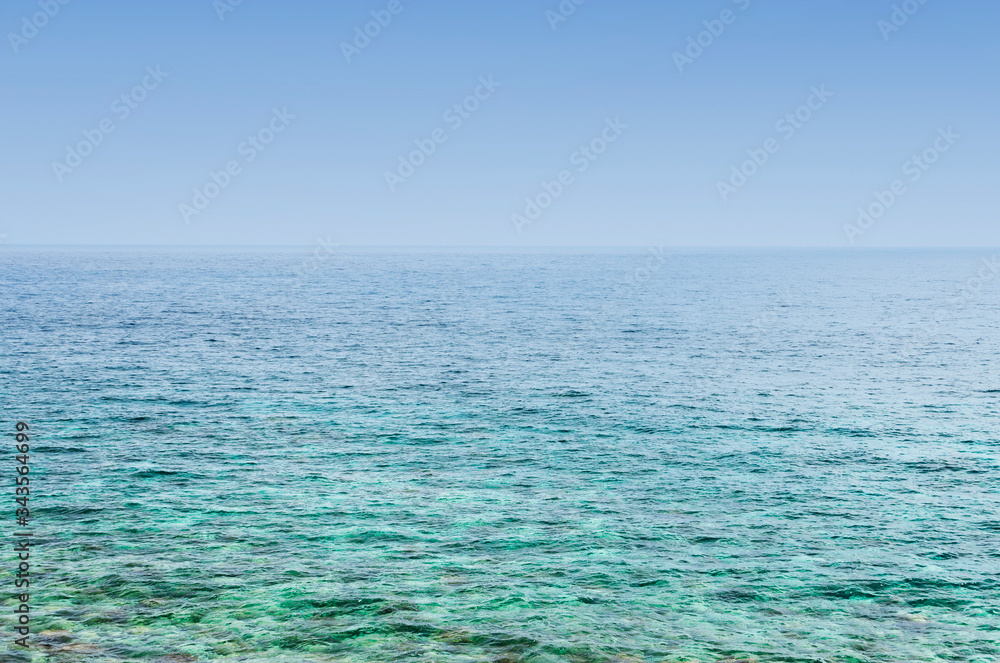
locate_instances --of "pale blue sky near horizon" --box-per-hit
[1,0,997,247]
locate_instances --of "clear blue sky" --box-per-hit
[1,0,997,246]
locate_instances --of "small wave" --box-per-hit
[130,470,201,479]
[44,505,104,516]
[826,426,879,438]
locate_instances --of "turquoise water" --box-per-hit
[1,249,999,663]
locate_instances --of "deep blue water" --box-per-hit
[1,249,998,663]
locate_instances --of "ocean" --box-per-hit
[1,248,998,663]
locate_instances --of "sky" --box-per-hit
[0,0,997,247]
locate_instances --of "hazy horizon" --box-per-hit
[4,244,1000,251]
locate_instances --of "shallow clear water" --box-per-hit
[1,249,998,663]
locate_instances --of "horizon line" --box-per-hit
[2,244,999,250]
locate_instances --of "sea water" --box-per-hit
[0,249,997,663]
